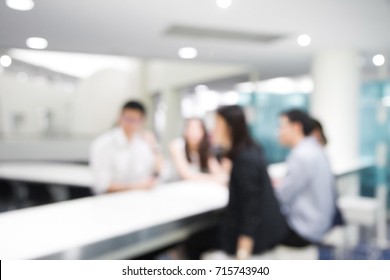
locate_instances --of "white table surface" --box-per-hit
[267,157,375,181]
[0,138,91,162]
[0,180,228,260]
[0,162,93,187]
[0,157,375,189]
[0,158,375,259]
[330,157,374,177]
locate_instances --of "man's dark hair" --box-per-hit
[122,100,146,116]
[280,109,314,136]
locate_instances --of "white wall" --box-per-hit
[0,57,247,139]
[147,60,247,92]
[68,67,141,136]
[0,59,144,138]
[0,74,69,137]
[144,60,248,152]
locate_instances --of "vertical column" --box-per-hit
[311,51,362,250]
[135,60,153,129]
[161,88,182,154]
[311,50,360,166]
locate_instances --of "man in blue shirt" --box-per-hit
[275,109,336,246]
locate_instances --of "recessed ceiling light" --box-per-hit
[178,47,198,59]
[373,54,385,66]
[297,34,311,47]
[26,37,48,49]
[6,0,34,11]
[216,0,232,9]
[0,55,12,67]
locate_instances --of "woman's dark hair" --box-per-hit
[122,100,146,116]
[184,119,210,172]
[280,109,314,136]
[312,118,328,145]
[216,105,258,159]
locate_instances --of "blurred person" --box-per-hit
[275,109,336,246]
[187,105,288,260]
[169,118,228,184]
[269,118,328,188]
[311,118,328,146]
[90,100,163,194]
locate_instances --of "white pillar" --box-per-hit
[161,88,182,154]
[135,60,154,130]
[311,50,361,166]
[311,51,363,252]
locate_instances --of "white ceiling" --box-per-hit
[8,49,133,78]
[1,0,390,78]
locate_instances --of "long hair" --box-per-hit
[184,119,210,172]
[216,105,258,159]
[312,118,328,146]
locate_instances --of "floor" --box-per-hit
[319,224,390,260]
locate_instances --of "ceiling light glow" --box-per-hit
[0,55,12,67]
[178,47,198,59]
[373,54,385,66]
[216,0,232,9]
[297,34,311,47]
[6,0,34,11]
[26,37,48,49]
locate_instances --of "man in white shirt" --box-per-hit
[90,100,163,194]
[274,109,336,246]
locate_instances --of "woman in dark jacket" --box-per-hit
[212,105,289,259]
[186,105,288,259]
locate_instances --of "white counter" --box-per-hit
[267,157,375,181]
[0,138,91,162]
[0,162,93,187]
[0,181,228,259]
[0,158,374,259]
[0,157,374,189]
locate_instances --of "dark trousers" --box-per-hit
[185,222,311,259]
[185,226,220,260]
[282,226,312,247]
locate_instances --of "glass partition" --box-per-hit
[239,92,309,163]
[360,80,390,208]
